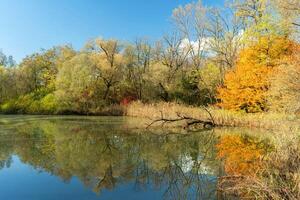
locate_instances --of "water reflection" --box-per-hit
[0,116,221,200]
[216,135,272,176]
[216,133,274,199]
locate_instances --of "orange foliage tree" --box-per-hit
[217,36,294,113]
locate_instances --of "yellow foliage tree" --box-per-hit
[217,36,294,113]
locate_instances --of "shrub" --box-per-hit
[40,94,58,114]
[0,100,18,114]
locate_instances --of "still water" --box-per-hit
[0,116,266,200]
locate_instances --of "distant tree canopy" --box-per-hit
[0,50,15,67]
[0,0,299,114]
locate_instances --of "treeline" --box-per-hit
[0,0,299,115]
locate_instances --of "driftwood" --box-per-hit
[146,107,215,130]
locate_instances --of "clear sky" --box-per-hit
[0,0,224,62]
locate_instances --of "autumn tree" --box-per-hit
[18,48,59,94]
[149,33,190,102]
[171,1,244,105]
[87,39,124,102]
[0,52,18,103]
[0,67,18,103]
[232,0,267,26]
[123,39,152,101]
[234,0,285,38]
[172,0,208,70]
[196,63,222,104]
[274,0,300,28]
[207,8,244,71]
[268,43,300,113]
[217,36,294,112]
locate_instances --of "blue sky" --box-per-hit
[0,0,224,62]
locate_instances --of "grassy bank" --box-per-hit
[126,101,300,131]
[2,100,299,132]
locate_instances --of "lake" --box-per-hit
[0,116,268,200]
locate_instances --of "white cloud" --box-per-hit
[179,37,214,57]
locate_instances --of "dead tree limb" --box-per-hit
[146,109,215,130]
[201,106,215,125]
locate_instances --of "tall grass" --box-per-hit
[126,101,300,131]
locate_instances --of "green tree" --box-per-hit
[55,53,99,113]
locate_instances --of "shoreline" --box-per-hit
[1,101,299,132]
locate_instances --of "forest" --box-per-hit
[0,0,299,116]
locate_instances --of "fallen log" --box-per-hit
[146,107,215,130]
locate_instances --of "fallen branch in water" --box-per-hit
[146,107,215,130]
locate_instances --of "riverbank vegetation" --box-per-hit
[126,101,300,131]
[0,0,299,199]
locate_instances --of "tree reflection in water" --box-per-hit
[0,116,221,200]
[216,134,274,199]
